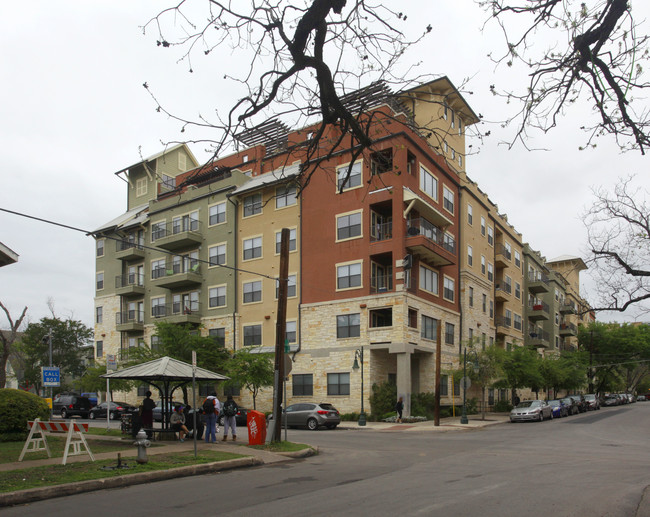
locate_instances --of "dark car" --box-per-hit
[548,399,569,418]
[89,401,137,420]
[268,402,341,430]
[568,394,588,413]
[584,394,601,411]
[560,397,579,415]
[52,394,92,419]
[218,407,249,427]
[153,401,183,422]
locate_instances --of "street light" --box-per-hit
[352,347,366,426]
[460,348,479,425]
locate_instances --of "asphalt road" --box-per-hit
[7,403,649,517]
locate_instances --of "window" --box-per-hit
[369,308,392,328]
[458,154,462,167]
[408,308,418,328]
[96,272,104,290]
[443,104,448,120]
[96,239,104,257]
[276,229,297,253]
[276,185,297,208]
[469,287,474,307]
[243,325,262,346]
[454,378,461,397]
[337,162,362,190]
[481,216,486,236]
[515,282,521,299]
[152,297,166,318]
[487,263,494,282]
[467,204,473,225]
[439,375,449,396]
[419,265,439,295]
[151,221,166,241]
[458,118,463,136]
[172,211,198,234]
[467,245,473,267]
[276,275,297,298]
[481,256,486,275]
[514,250,521,268]
[487,226,494,246]
[489,300,494,318]
[162,174,176,190]
[243,237,262,260]
[96,306,103,324]
[443,277,455,302]
[243,193,263,217]
[505,309,512,326]
[482,294,487,313]
[285,321,297,343]
[504,242,512,260]
[407,151,416,175]
[96,340,103,358]
[327,373,350,396]
[137,384,149,397]
[370,148,393,175]
[209,244,226,266]
[337,262,362,289]
[451,110,455,129]
[555,312,560,325]
[151,258,166,279]
[419,165,438,201]
[514,314,522,331]
[421,315,437,340]
[243,280,262,303]
[337,212,362,240]
[293,374,313,396]
[337,313,360,338]
[209,286,227,308]
[209,202,226,225]
[136,177,147,197]
[469,328,473,341]
[445,323,455,345]
[209,328,225,347]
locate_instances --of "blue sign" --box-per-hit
[41,367,60,387]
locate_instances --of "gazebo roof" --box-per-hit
[101,356,229,382]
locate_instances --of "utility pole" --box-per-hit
[271,228,290,442]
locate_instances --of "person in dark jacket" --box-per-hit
[221,395,239,441]
[395,396,404,423]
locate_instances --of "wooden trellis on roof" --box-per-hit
[234,118,290,155]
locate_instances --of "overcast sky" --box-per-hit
[1,1,649,331]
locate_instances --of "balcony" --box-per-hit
[115,240,145,261]
[116,310,144,332]
[152,220,202,251]
[495,282,512,302]
[495,316,511,336]
[528,301,550,321]
[528,328,550,348]
[115,273,145,297]
[559,322,577,336]
[405,218,456,267]
[151,263,202,290]
[528,272,550,294]
[151,302,202,325]
[495,243,511,268]
[370,221,393,243]
[371,273,393,294]
[560,302,577,314]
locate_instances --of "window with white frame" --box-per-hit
[443,186,454,213]
[209,285,227,308]
[419,265,439,295]
[515,282,521,299]
[467,245,473,267]
[487,226,494,246]
[243,280,262,303]
[96,340,103,358]
[276,275,297,298]
[276,185,297,208]
[285,321,297,343]
[243,325,262,346]
[336,212,362,240]
[488,263,494,282]
[209,244,226,266]
[421,315,437,340]
[243,237,262,260]
[96,306,103,324]
[481,216,486,236]
[514,250,521,268]
[443,276,455,302]
[467,204,473,225]
[420,165,438,201]
[445,323,455,345]
[96,272,104,290]
[337,162,362,190]
[514,314,522,330]
[136,177,147,197]
[96,239,104,257]
[209,202,226,225]
[481,255,486,275]
[337,262,362,289]
[151,221,166,241]
[243,193,263,217]
[152,297,166,318]
[337,313,360,338]
[469,287,474,307]
[275,229,296,253]
[151,258,166,279]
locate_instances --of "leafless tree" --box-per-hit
[0,302,28,389]
[584,176,650,313]
[142,1,449,185]
[481,0,650,153]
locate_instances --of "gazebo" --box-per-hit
[101,356,228,429]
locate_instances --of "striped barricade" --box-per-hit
[19,418,95,465]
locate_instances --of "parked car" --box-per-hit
[560,397,580,415]
[153,401,183,422]
[81,392,99,407]
[89,401,137,420]
[510,400,553,422]
[268,402,341,430]
[584,394,601,411]
[52,394,92,419]
[603,395,620,406]
[547,399,569,418]
[218,407,249,427]
[568,394,588,413]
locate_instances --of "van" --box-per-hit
[52,395,92,418]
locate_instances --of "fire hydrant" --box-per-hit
[134,429,151,464]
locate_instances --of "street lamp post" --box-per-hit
[352,348,366,426]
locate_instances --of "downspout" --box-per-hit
[293,186,302,359]
[458,188,463,356]
[227,193,239,352]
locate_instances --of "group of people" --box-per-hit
[202,392,238,442]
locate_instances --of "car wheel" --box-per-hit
[307,418,319,431]
[89,412,95,420]
[549,411,553,420]
[510,418,515,423]
[538,412,543,422]
[218,415,225,427]
[61,408,67,418]
[109,412,116,420]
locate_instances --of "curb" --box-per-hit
[276,446,318,458]
[0,456,263,508]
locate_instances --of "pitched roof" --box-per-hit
[101,356,229,382]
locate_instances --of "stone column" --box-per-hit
[396,350,413,417]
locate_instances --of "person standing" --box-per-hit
[395,396,404,423]
[141,390,156,434]
[221,395,239,442]
[203,392,221,443]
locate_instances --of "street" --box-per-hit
[6,403,650,516]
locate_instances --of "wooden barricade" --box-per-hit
[19,418,95,465]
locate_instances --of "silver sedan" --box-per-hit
[510,400,553,422]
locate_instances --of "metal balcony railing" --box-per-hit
[370,221,393,242]
[115,273,145,289]
[406,218,456,255]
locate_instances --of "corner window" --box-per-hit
[337,162,362,191]
[369,308,392,328]
[370,148,393,175]
[337,262,362,290]
[408,308,418,328]
[243,193,263,217]
[337,314,360,338]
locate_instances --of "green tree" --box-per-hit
[73,361,135,399]
[224,349,274,410]
[494,346,544,400]
[19,316,93,393]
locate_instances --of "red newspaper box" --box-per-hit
[247,410,266,445]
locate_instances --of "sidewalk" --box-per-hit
[337,413,511,431]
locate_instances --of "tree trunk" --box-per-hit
[0,303,28,389]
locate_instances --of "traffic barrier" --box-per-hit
[19,418,95,465]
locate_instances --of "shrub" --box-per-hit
[369,381,396,420]
[493,400,513,412]
[0,389,50,442]
[411,392,436,418]
[340,412,359,421]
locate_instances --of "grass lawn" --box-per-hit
[0,450,245,493]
